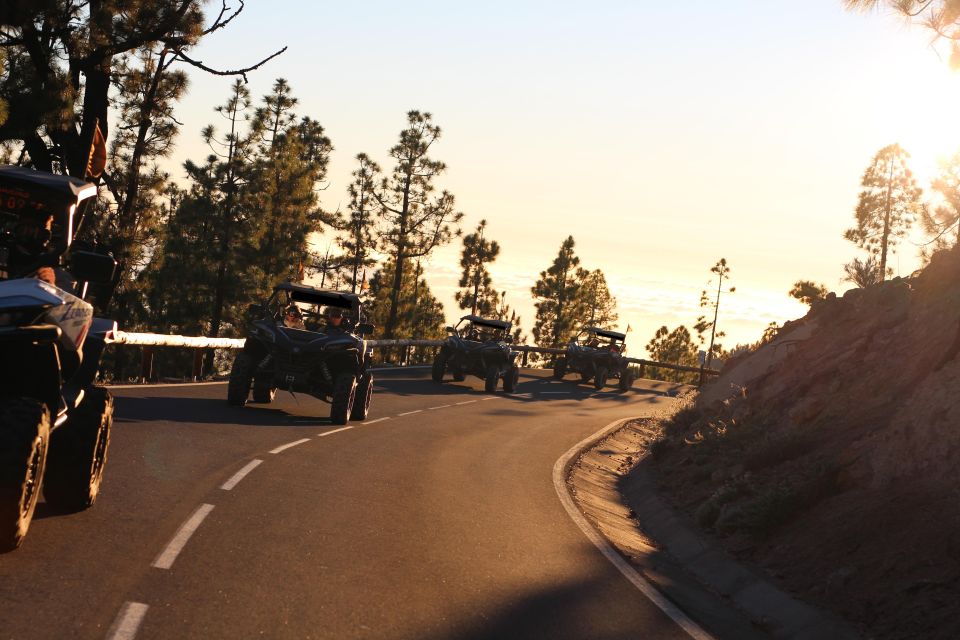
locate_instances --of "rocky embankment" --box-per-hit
[648,247,960,639]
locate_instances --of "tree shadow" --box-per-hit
[113,395,335,427]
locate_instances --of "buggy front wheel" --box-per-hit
[0,398,49,551]
[330,374,357,425]
[484,365,499,393]
[351,373,374,421]
[593,366,608,390]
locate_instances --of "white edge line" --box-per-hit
[362,417,391,425]
[427,404,451,410]
[318,426,353,437]
[269,437,312,454]
[106,602,149,640]
[152,504,215,570]
[552,419,715,640]
[454,400,477,405]
[220,459,263,491]
[397,409,423,416]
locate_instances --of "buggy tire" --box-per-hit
[351,373,374,421]
[0,398,49,551]
[484,365,499,393]
[252,375,276,404]
[43,387,113,512]
[227,353,254,406]
[330,374,356,425]
[503,366,520,393]
[618,368,635,391]
[431,352,447,383]
[594,366,608,390]
[552,358,567,380]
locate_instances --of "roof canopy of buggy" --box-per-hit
[0,165,97,204]
[273,282,360,309]
[460,315,512,331]
[583,327,626,341]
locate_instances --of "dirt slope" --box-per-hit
[648,247,960,639]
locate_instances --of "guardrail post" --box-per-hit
[192,350,204,381]
[698,364,706,387]
[638,363,645,379]
[140,346,154,382]
[522,350,529,367]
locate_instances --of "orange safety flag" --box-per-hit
[85,121,107,180]
[297,259,305,282]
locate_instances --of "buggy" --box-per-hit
[227,283,375,424]
[431,315,520,393]
[553,327,635,391]
[0,165,118,550]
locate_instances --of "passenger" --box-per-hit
[283,304,306,329]
[12,212,55,284]
[325,307,347,333]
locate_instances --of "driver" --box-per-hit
[325,307,348,333]
[283,304,305,329]
[10,211,55,284]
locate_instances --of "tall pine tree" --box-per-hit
[455,219,501,316]
[532,236,584,350]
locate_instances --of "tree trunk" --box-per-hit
[879,158,894,281]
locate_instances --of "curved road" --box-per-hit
[0,369,694,640]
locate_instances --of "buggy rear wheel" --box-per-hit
[484,365,499,393]
[351,373,374,421]
[43,387,113,512]
[0,398,49,551]
[330,374,356,425]
[618,367,635,391]
[552,358,566,380]
[503,366,520,393]
[594,366,608,390]
[227,353,254,406]
[252,374,277,404]
[431,352,447,383]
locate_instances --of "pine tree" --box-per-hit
[576,269,618,328]
[365,259,446,363]
[495,291,526,344]
[844,144,923,281]
[532,236,584,350]
[339,153,380,293]
[376,111,463,339]
[693,258,734,369]
[788,280,828,307]
[455,219,501,316]
[646,325,699,384]
[919,150,960,262]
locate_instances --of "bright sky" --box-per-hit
[159,0,960,355]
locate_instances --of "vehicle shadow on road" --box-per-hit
[113,396,338,427]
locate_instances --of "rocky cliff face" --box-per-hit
[651,247,960,639]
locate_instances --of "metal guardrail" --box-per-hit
[108,331,719,382]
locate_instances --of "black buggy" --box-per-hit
[227,283,375,425]
[553,327,635,391]
[0,166,118,550]
[431,315,520,393]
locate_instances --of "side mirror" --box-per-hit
[356,323,374,336]
[445,326,456,333]
[69,250,116,283]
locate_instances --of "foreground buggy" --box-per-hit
[0,166,119,550]
[228,283,375,425]
[432,315,520,393]
[553,327,635,391]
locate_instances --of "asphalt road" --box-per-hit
[0,368,695,640]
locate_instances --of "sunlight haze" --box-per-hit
[157,0,959,355]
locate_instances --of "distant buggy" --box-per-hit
[432,315,520,393]
[228,283,375,424]
[553,327,635,391]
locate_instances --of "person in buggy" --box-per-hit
[282,304,306,330]
[324,306,351,333]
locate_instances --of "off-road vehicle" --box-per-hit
[228,283,375,424]
[553,327,635,391]
[432,315,520,393]
[0,165,119,551]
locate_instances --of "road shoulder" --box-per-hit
[567,418,859,639]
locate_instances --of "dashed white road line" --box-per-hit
[481,397,500,401]
[318,426,353,437]
[106,602,149,640]
[427,404,451,410]
[362,417,391,425]
[269,438,312,454]
[397,409,423,416]
[152,504,215,570]
[220,459,263,491]
[455,400,477,405]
